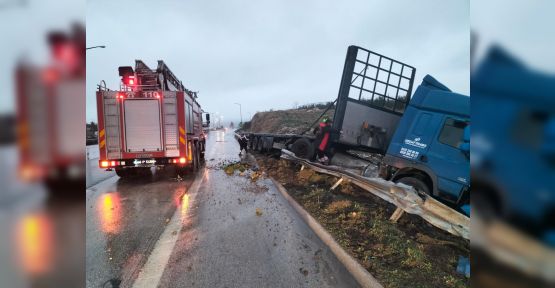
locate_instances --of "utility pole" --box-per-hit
[234,102,242,126]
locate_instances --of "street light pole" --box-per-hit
[234,103,242,125]
[86,45,106,50]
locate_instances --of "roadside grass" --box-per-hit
[258,157,469,288]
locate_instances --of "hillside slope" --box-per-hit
[244,107,335,134]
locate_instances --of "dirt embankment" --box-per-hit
[256,156,469,288]
[244,107,335,134]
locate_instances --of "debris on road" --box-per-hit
[223,162,250,175]
[255,208,263,216]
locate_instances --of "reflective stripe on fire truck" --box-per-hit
[98,129,106,149]
[179,126,186,145]
[188,142,192,161]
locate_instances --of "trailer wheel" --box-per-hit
[395,177,431,197]
[250,136,255,150]
[256,137,263,152]
[291,138,314,160]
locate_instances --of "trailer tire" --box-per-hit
[291,138,314,160]
[256,137,263,152]
[252,137,258,151]
[395,177,431,197]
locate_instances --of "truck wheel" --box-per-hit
[200,141,205,162]
[115,167,131,178]
[251,137,257,151]
[196,143,202,168]
[472,191,499,221]
[190,143,199,172]
[395,177,431,197]
[291,138,314,160]
[256,137,263,152]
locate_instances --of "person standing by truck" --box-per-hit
[313,117,336,165]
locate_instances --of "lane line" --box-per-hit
[131,169,205,288]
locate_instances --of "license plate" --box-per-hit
[133,159,156,166]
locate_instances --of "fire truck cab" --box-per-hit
[96,60,206,177]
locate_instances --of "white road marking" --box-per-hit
[131,170,205,288]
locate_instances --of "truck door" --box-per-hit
[427,117,470,203]
[399,111,435,160]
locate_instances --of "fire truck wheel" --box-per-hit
[189,143,199,172]
[196,144,203,167]
[115,167,131,178]
[200,142,205,162]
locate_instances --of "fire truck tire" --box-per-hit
[115,167,131,178]
[200,141,205,161]
[291,138,314,160]
[197,144,202,166]
[189,142,199,172]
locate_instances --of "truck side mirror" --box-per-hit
[206,113,210,122]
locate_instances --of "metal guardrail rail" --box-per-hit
[280,149,469,239]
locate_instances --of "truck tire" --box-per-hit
[252,137,258,151]
[395,177,431,197]
[291,138,314,160]
[256,137,263,152]
[200,141,205,162]
[190,142,199,172]
[472,191,499,221]
[115,167,131,178]
[196,143,202,168]
[116,167,151,178]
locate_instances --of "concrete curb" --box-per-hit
[270,177,383,288]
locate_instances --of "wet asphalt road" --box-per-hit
[86,130,359,288]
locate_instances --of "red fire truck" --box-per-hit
[16,25,86,189]
[96,60,208,178]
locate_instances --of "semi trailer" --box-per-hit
[245,46,470,212]
[96,60,208,178]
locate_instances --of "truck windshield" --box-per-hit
[439,118,469,149]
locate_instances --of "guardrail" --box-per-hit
[280,149,469,239]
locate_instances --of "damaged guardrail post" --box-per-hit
[330,177,345,190]
[389,207,404,223]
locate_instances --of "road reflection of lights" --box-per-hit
[174,187,187,207]
[98,192,121,234]
[216,130,226,142]
[181,194,190,222]
[17,213,54,275]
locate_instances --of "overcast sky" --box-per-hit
[0,0,83,114]
[86,0,469,124]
